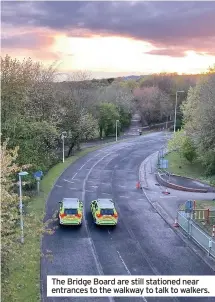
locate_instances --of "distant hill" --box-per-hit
[122,75,144,81]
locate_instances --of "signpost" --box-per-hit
[159,159,168,169]
[33,170,43,195]
[185,200,194,238]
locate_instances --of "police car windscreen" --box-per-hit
[64,208,78,215]
[101,209,114,215]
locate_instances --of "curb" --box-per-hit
[156,172,208,193]
[160,151,215,193]
[170,173,215,191]
[139,153,215,272]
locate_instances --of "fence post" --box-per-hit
[207,209,210,224]
[212,225,215,237]
[187,213,191,238]
[208,238,212,256]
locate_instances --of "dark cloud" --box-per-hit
[1,1,215,56]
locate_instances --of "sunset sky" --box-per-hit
[1,1,215,79]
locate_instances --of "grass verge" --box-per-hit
[2,145,102,302]
[164,152,215,186]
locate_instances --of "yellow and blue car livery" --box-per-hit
[58,198,83,225]
[90,198,118,225]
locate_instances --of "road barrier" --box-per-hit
[177,210,215,258]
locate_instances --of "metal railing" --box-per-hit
[178,210,215,258]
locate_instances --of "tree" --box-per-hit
[181,136,197,163]
[181,71,215,174]
[65,111,99,156]
[134,86,171,125]
[97,103,120,138]
[167,129,187,156]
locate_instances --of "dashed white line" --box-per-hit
[116,251,147,301]
[63,179,74,184]
[72,172,77,179]
[116,251,131,275]
[55,185,62,188]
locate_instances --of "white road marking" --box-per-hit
[116,252,148,302]
[63,179,74,184]
[159,195,177,198]
[72,172,77,179]
[55,185,62,188]
[69,188,77,190]
[116,251,131,275]
[85,190,94,193]
[119,196,129,198]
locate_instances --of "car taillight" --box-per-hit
[113,213,118,218]
[76,213,81,218]
[60,213,66,218]
[96,213,102,218]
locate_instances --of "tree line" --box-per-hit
[1,55,134,175]
[168,66,215,179]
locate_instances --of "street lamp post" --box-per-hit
[174,91,185,133]
[61,131,67,163]
[116,120,119,142]
[18,171,29,244]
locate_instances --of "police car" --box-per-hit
[90,199,118,225]
[58,198,83,226]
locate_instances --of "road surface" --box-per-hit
[41,132,214,302]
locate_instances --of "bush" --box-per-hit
[181,137,197,163]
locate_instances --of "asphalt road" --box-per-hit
[41,132,215,302]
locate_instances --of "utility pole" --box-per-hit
[116,120,119,142]
[61,131,67,162]
[18,171,29,244]
[174,91,185,133]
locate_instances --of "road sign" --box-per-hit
[185,200,193,213]
[61,131,67,140]
[33,170,43,180]
[159,159,168,169]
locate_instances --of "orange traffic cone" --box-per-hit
[173,218,179,227]
[136,181,141,189]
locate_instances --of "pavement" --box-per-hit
[41,132,215,302]
[160,173,215,192]
[139,151,215,224]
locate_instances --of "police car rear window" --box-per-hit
[64,208,78,215]
[101,209,114,215]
